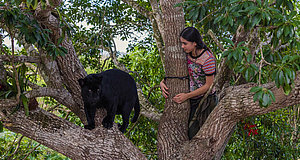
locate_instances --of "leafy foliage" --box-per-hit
[0,3,68,59]
[224,106,299,160]
[177,0,300,107]
[0,129,69,160]
[177,0,300,158]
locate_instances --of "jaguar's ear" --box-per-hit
[78,78,85,87]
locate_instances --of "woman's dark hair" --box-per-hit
[180,27,209,50]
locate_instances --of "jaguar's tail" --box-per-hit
[131,97,140,123]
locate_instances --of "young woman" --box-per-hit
[160,27,218,139]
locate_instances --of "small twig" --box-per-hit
[22,144,41,160]
[125,116,140,137]
[147,85,160,99]
[258,45,263,86]
[47,104,60,112]
[1,134,19,158]
[99,9,106,71]
[207,29,224,51]
[8,135,24,159]
[199,6,224,24]
[64,111,71,119]
[100,57,110,71]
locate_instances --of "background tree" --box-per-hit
[0,0,299,159]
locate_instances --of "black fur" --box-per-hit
[78,69,140,133]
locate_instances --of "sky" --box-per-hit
[3,34,129,53]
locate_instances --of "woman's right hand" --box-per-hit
[160,79,169,98]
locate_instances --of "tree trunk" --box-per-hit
[157,0,188,159]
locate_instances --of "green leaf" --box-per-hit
[278,70,284,86]
[32,0,38,9]
[277,27,284,38]
[21,94,29,116]
[288,25,294,37]
[214,15,223,24]
[262,93,270,107]
[250,86,262,93]
[245,68,249,81]
[256,0,262,7]
[284,25,290,37]
[283,84,292,95]
[26,0,33,8]
[5,90,12,98]
[223,38,234,47]
[233,50,239,61]
[229,0,240,4]
[253,90,263,102]
[250,15,261,28]
[237,41,245,47]
[286,0,294,10]
[282,55,289,63]
[189,8,199,20]
[57,37,64,45]
[228,16,233,26]
[247,54,252,62]
[276,0,283,7]
[267,90,276,102]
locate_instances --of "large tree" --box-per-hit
[0,0,299,160]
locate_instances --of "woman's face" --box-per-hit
[180,37,197,53]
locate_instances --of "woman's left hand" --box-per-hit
[173,93,189,104]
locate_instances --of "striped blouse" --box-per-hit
[187,49,216,99]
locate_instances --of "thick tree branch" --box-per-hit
[181,72,300,159]
[4,108,146,159]
[0,98,19,110]
[0,55,40,63]
[25,86,76,108]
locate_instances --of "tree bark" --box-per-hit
[4,108,146,160]
[157,0,188,159]
[180,73,300,160]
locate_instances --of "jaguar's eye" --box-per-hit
[88,89,92,93]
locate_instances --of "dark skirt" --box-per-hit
[188,93,218,139]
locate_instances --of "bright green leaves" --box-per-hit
[222,39,250,69]
[174,1,207,22]
[0,64,33,116]
[46,42,68,59]
[26,0,39,10]
[272,55,300,95]
[20,94,29,116]
[250,86,275,107]
[0,5,68,59]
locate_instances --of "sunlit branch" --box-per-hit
[0,55,40,63]
[25,86,76,108]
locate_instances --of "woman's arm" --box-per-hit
[173,75,214,104]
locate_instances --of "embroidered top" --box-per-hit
[187,49,216,99]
